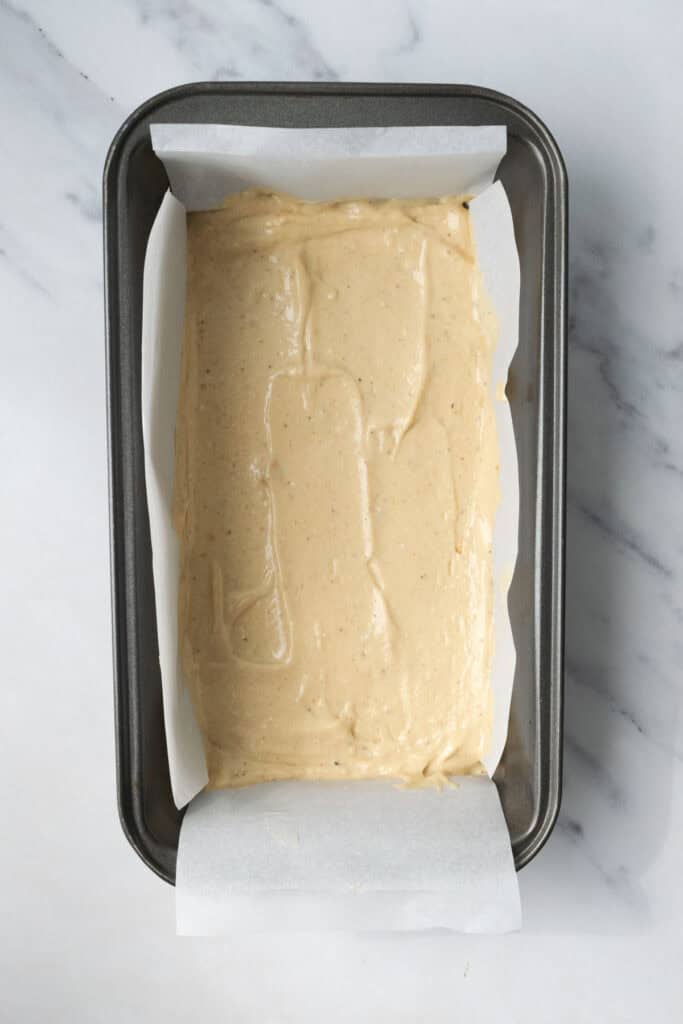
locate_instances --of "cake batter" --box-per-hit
[173,190,499,787]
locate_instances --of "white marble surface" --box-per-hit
[2,0,682,1019]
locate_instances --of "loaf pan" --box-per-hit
[103,83,566,883]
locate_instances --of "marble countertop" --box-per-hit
[3,0,682,1020]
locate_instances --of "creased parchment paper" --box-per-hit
[141,124,521,933]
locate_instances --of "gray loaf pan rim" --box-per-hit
[103,82,566,884]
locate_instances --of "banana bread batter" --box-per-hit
[173,190,499,787]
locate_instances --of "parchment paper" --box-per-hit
[141,124,521,933]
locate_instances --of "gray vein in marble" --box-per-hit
[635,224,656,254]
[1,0,117,105]
[668,269,683,297]
[567,657,683,763]
[557,812,644,911]
[384,6,420,56]
[133,0,338,80]
[0,244,52,300]
[0,224,53,300]
[564,735,624,809]
[209,60,241,79]
[570,306,681,430]
[254,0,338,78]
[570,230,683,349]
[568,493,672,578]
[569,228,683,569]
[0,1,124,319]
[561,816,584,839]
[64,189,102,225]
[1,0,65,63]
[570,303,683,487]
[570,328,639,418]
[660,459,683,480]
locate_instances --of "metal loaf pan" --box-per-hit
[104,83,566,884]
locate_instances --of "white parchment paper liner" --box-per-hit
[141,124,521,933]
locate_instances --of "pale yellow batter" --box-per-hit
[173,190,499,788]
